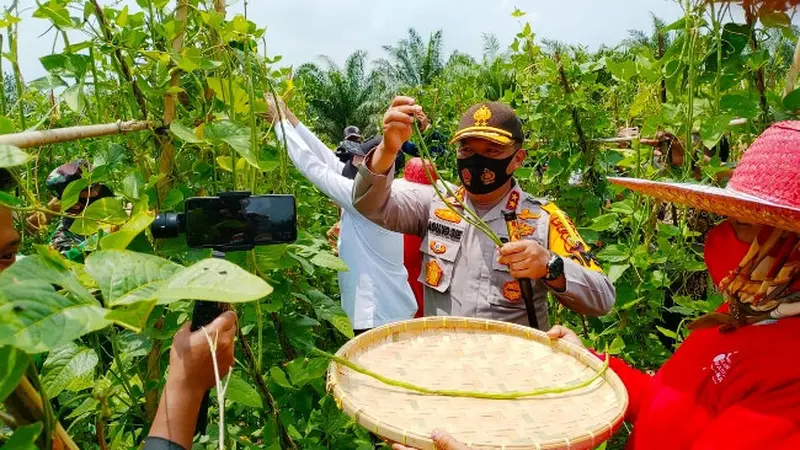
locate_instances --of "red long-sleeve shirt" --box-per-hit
[598,313,800,449]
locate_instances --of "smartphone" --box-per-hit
[184,194,297,249]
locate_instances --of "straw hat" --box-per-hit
[327,317,627,450]
[609,121,800,234]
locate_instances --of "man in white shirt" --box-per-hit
[266,97,418,334]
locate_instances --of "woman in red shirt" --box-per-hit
[396,121,800,450]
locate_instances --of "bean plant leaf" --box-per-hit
[105,299,158,331]
[269,366,292,389]
[588,213,619,232]
[70,197,129,235]
[607,264,630,284]
[100,211,156,250]
[284,357,329,387]
[170,121,203,143]
[309,252,349,272]
[783,88,800,112]
[597,244,630,263]
[0,250,93,303]
[205,120,260,168]
[222,374,263,409]
[300,290,354,339]
[155,258,273,304]
[0,346,29,402]
[0,145,31,168]
[0,422,42,450]
[0,280,109,354]
[41,342,98,397]
[84,250,182,306]
[59,178,90,212]
[700,115,732,149]
[33,1,73,28]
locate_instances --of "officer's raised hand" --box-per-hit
[498,241,567,291]
[368,96,423,175]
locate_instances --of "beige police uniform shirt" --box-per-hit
[352,162,615,329]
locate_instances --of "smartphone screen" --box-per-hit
[184,195,297,249]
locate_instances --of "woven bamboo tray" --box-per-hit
[326,317,628,450]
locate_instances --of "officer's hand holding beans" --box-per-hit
[369,97,424,176]
[497,240,551,280]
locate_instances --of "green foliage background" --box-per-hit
[1,0,799,449]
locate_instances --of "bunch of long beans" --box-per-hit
[412,124,504,246]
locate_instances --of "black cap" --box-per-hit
[343,125,361,141]
[451,102,524,146]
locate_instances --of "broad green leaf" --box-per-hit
[608,336,626,355]
[155,258,273,304]
[588,213,619,232]
[0,346,29,402]
[269,366,293,389]
[662,17,686,32]
[162,189,184,210]
[606,59,637,82]
[59,178,89,212]
[70,197,128,235]
[176,47,201,72]
[301,290,353,339]
[206,120,260,168]
[284,357,328,387]
[106,299,157,332]
[100,211,155,250]
[0,250,93,303]
[0,145,31,168]
[700,115,732,149]
[169,121,203,143]
[309,252,349,272]
[607,264,630,284]
[656,325,677,339]
[759,11,790,29]
[0,280,109,354]
[41,343,98,397]
[66,397,98,420]
[0,422,42,450]
[222,374,262,409]
[63,84,85,113]
[607,200,634,215]
[33,1,73,28]
[597,244,629,263]
[84,250,182,306]
[116,5,129,27]
[206,77,250,113]
[28,74,68,90]
[783,88,800,112]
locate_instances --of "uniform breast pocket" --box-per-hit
[488,254,526,310]
[418,237,460,293]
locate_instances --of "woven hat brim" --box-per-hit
[609,177,800,234]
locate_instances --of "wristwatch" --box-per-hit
[542,253,564,281]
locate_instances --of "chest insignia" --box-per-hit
[427,221,464,242]
[503,281,522,303]
[519,209,540,220]
[425,260,444,287]
[434,208,462,224]
[429,240,447,254]
[518,222,536,237]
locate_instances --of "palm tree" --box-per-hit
[376,28,446,88]
[621,14,674,57]
[296,51,385,143]
[443,34,515,102]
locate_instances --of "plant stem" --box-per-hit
[27,365,52,450]
[0,33,6,117]
[313,347,610,399]
[109,327,147,422]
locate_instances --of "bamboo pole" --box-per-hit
[4,377,78,450]
[0,120,150,149]
[783,36,800,97]
[157,0,189,197]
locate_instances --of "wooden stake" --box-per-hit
[0,120,150,148]
[4,377,78,450]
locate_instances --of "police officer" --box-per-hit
[352,96,615,328]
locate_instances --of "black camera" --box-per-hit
[152,191,297,251]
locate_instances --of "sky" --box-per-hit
[9,0,695,81]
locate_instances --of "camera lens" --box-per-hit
[151,212,184,239]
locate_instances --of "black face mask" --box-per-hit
[457,153,515,195]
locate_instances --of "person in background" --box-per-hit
[353,97,615,328]
[143,311,238,450]
[396,121,800,450]
[0,169,21,272]
[265,96,419,334]
[27,160,114,258]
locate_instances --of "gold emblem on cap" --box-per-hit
[473,105,492,127]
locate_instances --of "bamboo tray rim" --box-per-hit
[326,316,629,450]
